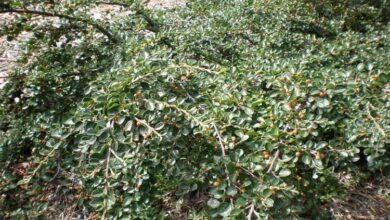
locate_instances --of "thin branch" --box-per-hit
[171,64,219,74]
[95,1,131,7]
[160,102,209,129]
[26,149,56,184]
[109,148,126,166]
[102,145,111,220]
[130,72,155,84]
[0,58,17,61]
[247,203,255,220]
[96,1,176,48]
[246,203,260,220]
[0,8,118,43]
[212,123,233,187]
[367,103,386,137]
[266,149,280,173]
[235,164,262,182]
[49,152,62,182]
[212,123,226,157]
[134,117,163,139]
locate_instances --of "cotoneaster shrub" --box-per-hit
[0,0,389,219]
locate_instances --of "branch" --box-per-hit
[109,148,126,166]
[160,102,209,129]
[95,1,131,7]
[247,203,254,220]
[235,164,262,182]
[135,117,163,140]
[0,58,17,61]
[246,203,260,220]
[212,123,226,157]
[102,144,111,220]
[0,8,118,43]
[171,63,219,74]
[212,123,233,187]
[96,1,176,48]
[26,149,56,184]
[49,152,62,182]
[266,149,280,173]
[367,103,386,137]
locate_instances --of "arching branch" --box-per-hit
[0,8,118,43]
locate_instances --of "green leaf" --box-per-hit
[262,189,273,198]
[217,203,232,217]
[244,107,254,115]
[357,63,365,72]
[302,154,312,165]
[145,100,155,111]
[263,198,274,207]
[271,127,279,137]
[317,99,330,108]
[124,120,133,131]
[227,186,238,196]
[279,168,291,177]
[207,198,221,209]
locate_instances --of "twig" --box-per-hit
[49,152,62,182]
[102,145,111,220]
[246,203,260,219]
[160,102,209,129]
[212,123,233,187]
[130,72,155,84]
[247,203,255,220]
[366,103,386,137]
[109,148,126,166]
[95,1,131,7]
[266,149,280,173]
[235,164,262,182]
[179,81,196,103]
[212,123,226,157]
[26,149,56,184]
[134,117,163,139]
[0,58,17,61]
[171,64,219,74]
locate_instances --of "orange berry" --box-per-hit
[291,129,298,135]
[263,151,270,159]
[289,99,298,108]
[319,91,326,97]
[307,127,315,133]
[213,180,221,187]
[134,91,142,97]
[315,152,321,160]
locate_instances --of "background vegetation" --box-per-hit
[0,0,389,219]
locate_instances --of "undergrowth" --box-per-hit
[0,0,389,219]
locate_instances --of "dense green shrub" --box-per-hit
[0,0,389,219]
